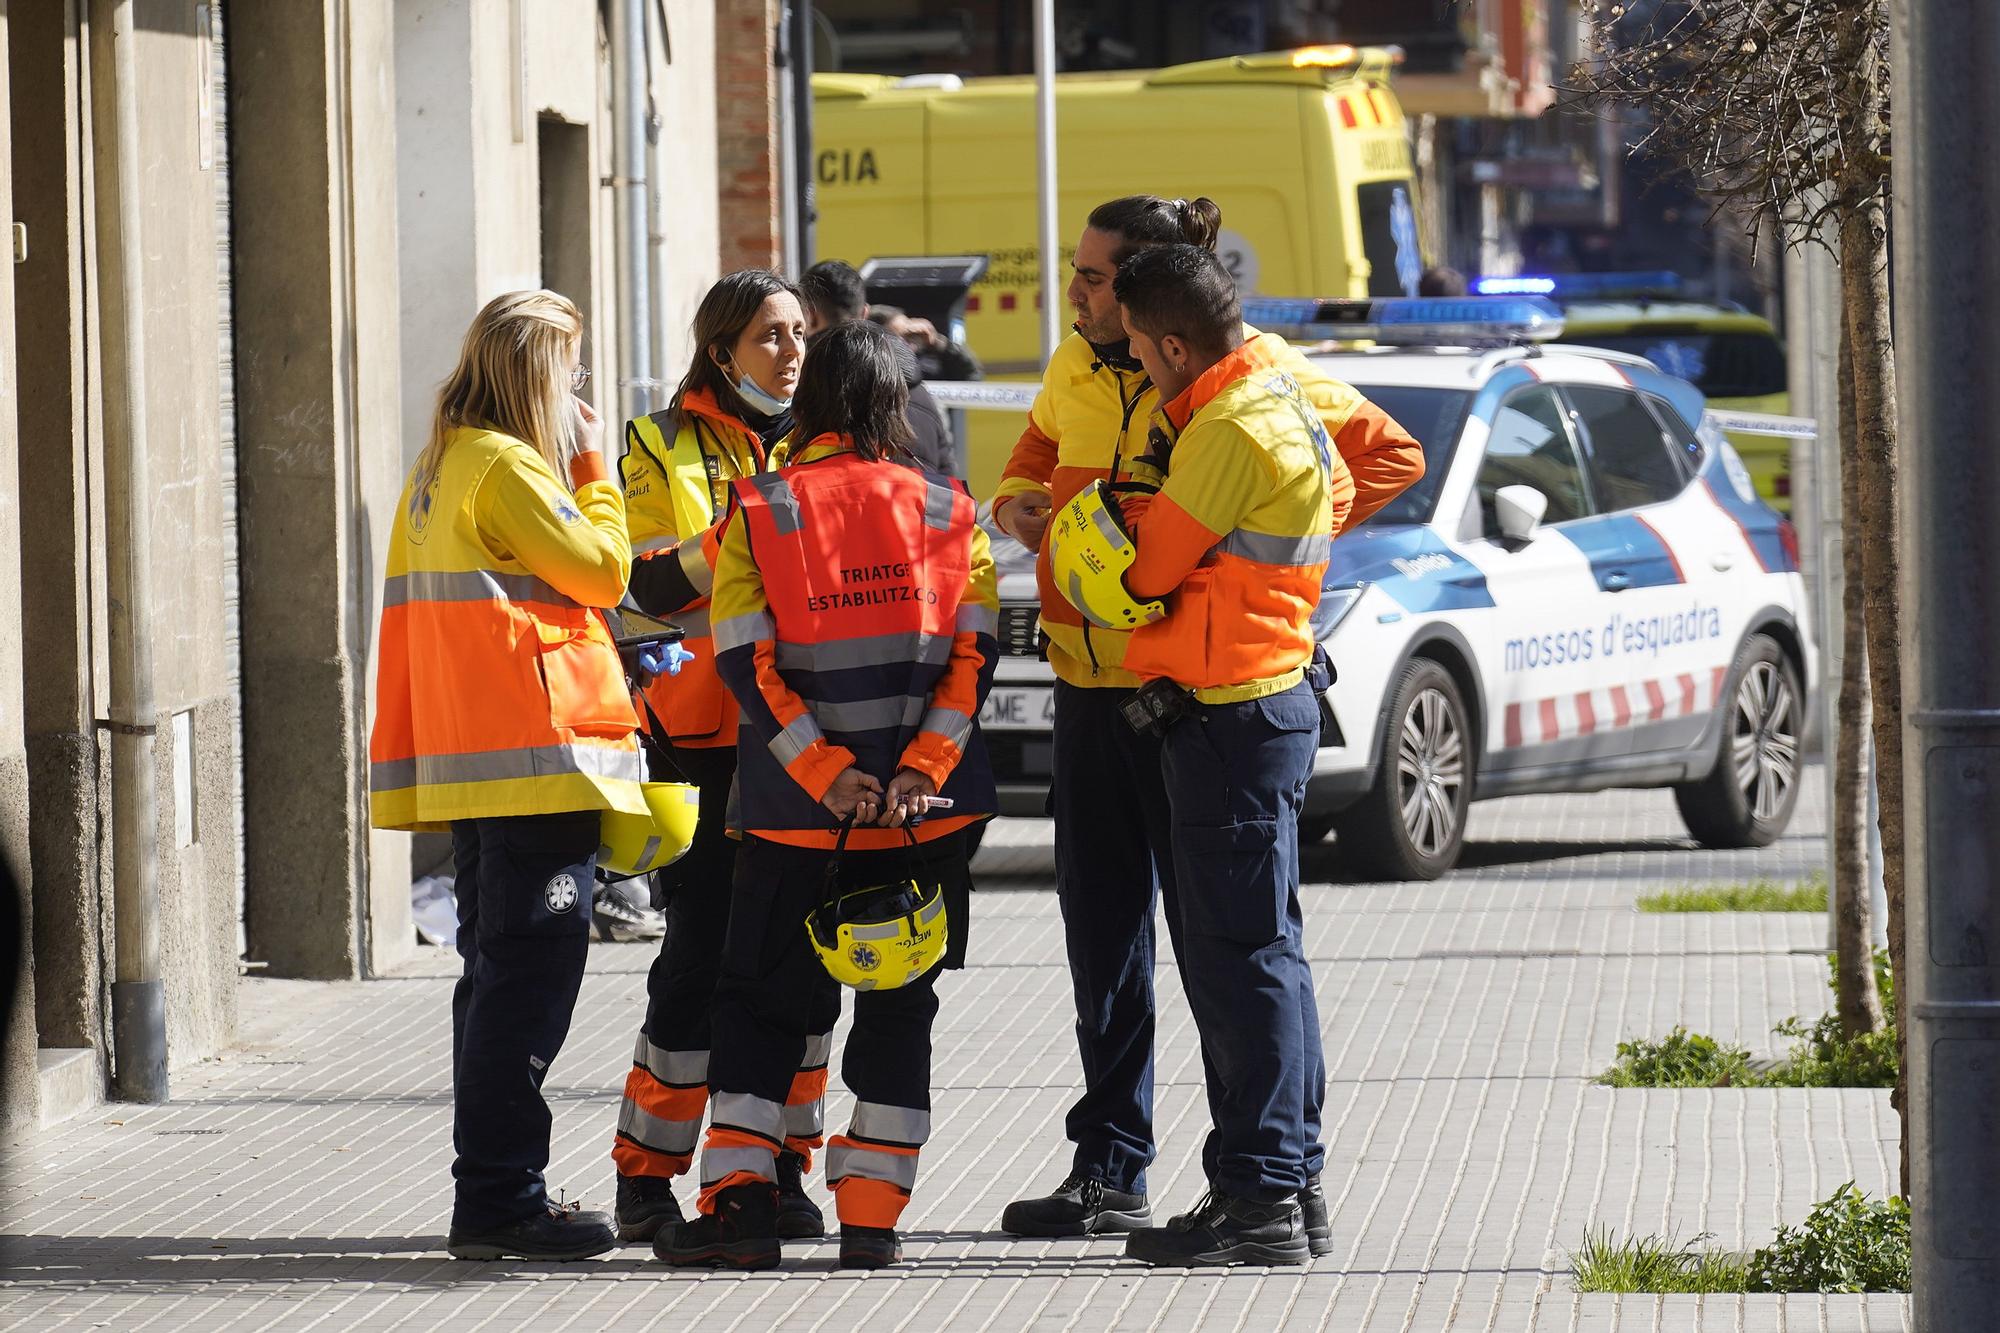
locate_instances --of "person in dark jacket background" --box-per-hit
[797,260,960,477]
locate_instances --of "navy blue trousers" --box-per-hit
[1160,682,1324,1201]
[449,810,599,1228]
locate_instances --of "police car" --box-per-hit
[972,296,1814,880]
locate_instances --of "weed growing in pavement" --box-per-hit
[1570,1183,1910,1294]
[1594,1027,1754,1087]
[1596,952,1898,1089]
[1569,1227,1750,1293]
[1759,950,1898,1089]
[1637,871,1827,913]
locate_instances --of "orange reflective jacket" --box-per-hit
[622,389,790,748]
[1124,335,1365,695]
[370,428,644,831]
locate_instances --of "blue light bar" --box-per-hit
[1476,270,1685,301]
[1473,276,1557,296]
[1244,295,1565,346]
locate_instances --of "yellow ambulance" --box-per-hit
[812,46,1425,493]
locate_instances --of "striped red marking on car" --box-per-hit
[1501,666,1733,746]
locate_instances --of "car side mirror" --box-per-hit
[1494,485,1548,544]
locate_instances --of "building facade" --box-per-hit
[0,0,755,1132]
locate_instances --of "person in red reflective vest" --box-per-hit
[655,319,998,1272]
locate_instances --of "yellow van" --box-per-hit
[812,46,1423,494]
[1557,302,1794,511]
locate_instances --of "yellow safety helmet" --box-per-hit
[1047,480,1167,630]
[597,782,700,877]
[806,877,949,991]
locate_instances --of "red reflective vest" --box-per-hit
[713,446,998,846]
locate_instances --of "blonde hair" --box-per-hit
[415,289,583,488]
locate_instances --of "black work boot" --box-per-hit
[447,1201,617,1261]
[1000,1171,1153,1237]
[614,1171,684,1242]
[1125,1188,1309,1267]
[654,1181,781,1270]
[838,1223,903,1270]
[773,1150,825,1239]
[1299,1174,1331,1257]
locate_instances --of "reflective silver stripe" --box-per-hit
[633,535,676,556]
[381,568,569,608]
[634,1035,708,1086]
[802,1031,835,1068]
[915,895,944,928]
[774,631,952,673]
[617,1101,702,1156]
[824,1142,918,1190]
[673,606,711,639]
[847,919,904,942]
[712,610,775,655]
[747,473,802,534]
[769,711,826,767]
[1086,497,1127,549]
[918,706,973,752]
[700,1145,777,1187]
[811,695,927,734]
[849,1101,931,1147]
[369,738,641,793]
[1067,569,1115,630]
[922,481,958,532]
[956,603,999,637]
[1218,529,1331,567]
[677,538,715,595]
[709,1090,786,1142]
[782,1100,825,1142]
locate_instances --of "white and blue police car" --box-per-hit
[974,296,1814,880]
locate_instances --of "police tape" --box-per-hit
[1707,411,1818,440]
[926,381,1038,411]
[927,382,1822,441]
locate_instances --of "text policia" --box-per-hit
[1505,601,1724,674]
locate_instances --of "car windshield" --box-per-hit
[1344,385,1472,527]
[1564,330,1787,398]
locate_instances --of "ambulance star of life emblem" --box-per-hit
[848,942,881,972]
[544,873,579,914]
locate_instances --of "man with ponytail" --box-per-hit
[994,197,1423,1248]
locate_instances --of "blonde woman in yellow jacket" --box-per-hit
[608,271,835,1243]
[371,289,636,1261]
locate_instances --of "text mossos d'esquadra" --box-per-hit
[1504,602,1723,673]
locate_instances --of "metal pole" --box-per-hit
[790,0,816,268]
[89,0,166,1102]
[775,8,800,277]
[610,0,653,426]
[1895,0,2000,1320]
[1032,0,1060,363]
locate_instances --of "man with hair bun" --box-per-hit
[1080,243,1401,1266]
[995,199,1423,1246]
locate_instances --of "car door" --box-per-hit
[1561,383,1735,761]
[1460,384,1628,774]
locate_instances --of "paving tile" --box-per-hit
[0,766,1908,1329]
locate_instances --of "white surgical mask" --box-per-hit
[734,371,793,417]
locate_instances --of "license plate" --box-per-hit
[979,686,1056,732]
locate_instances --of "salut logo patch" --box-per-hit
[848,942,881,972]
[544,873,579,914]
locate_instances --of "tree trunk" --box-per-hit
[1833,310,1885,1038]
[1839,183,1905,1195]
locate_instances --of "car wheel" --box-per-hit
[1674,633,1802,848]
[1335,658,1473,880]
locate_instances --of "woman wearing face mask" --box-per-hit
[607,270,830,1246]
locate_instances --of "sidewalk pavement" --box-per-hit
[3,766,1909,1330]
